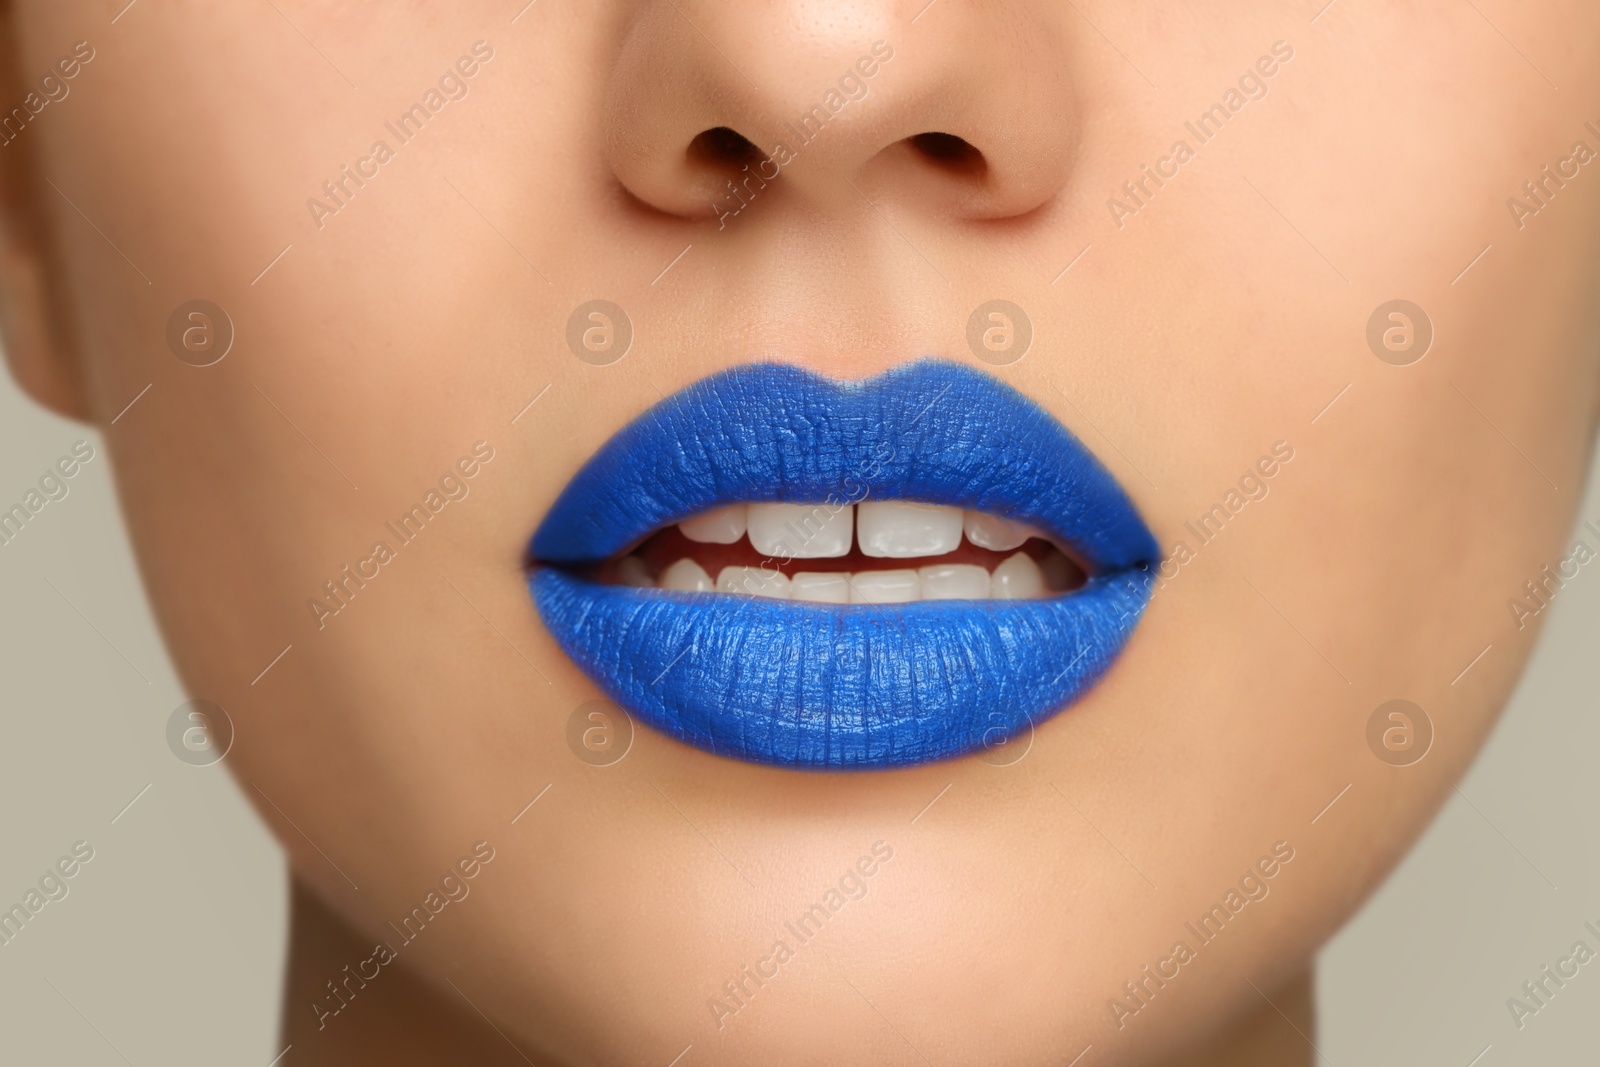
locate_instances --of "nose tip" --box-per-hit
[602,2,1076,224]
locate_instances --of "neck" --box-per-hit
[281,879,540,1066]
[1164,968,1316,1067]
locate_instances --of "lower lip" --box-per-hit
[529,360,1158,770]
[533,566,1151,767]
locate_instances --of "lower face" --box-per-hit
[18,1,1600,1063]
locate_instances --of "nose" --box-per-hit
[602,1,1076,223]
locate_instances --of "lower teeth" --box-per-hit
[625,551,1063,602]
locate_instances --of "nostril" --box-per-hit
[907,132,987,179]
[688,126,764,170]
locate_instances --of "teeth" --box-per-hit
[963,511,1038,552]
[660,558,714,592]
[747,502,853,558]
[791,571,852,603]
[857,501,964,558]
[682,502,1042,556]
[990,552,1045,599]
[617,556,654,588]
[849,569,921,604]
[680,504,747,544]
[716,566,791,599]
[628,504,1078,601]
[918,563,991,600]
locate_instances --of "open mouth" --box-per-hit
[529,360,1158,769]
[590,503,1088,602]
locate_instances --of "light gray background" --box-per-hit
[0,362,1596,1065]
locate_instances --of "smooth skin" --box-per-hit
[3,1,1598,1064]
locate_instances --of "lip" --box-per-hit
[529,359,1158,769]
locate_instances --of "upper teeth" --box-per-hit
[629,502,1067,602]
[856,501,964,557]
[746,501,854,558]
[680,502,1039,557]
[677,503,747,545]
[963,511,1034,552]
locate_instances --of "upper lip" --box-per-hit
[529,359,1159,770]
[532,360,1157,572]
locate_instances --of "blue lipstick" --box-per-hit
[530,360,1158,769]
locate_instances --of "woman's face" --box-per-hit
[5,0,1598,1062]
